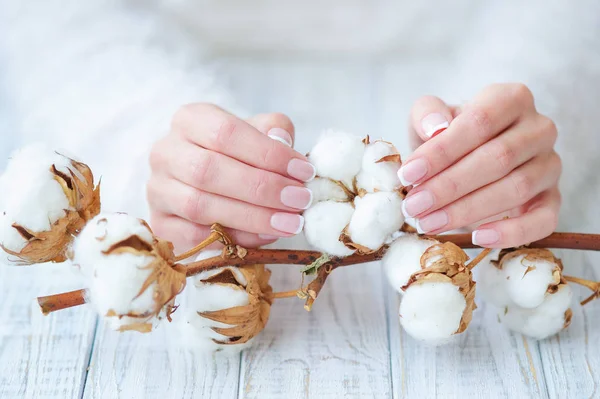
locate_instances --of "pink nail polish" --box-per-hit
[268,128,293,147]
[416,210,448,233]
[281,186,313,210]
[398,158,428,186]
[402,191,434,218]
[271,213,305,234]
[472,229,500,246]
[287,159,316,182]
[421,113,449,138]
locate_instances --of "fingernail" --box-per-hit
[416,210,448,233]
[281,186,313,210]
[472,229,500,246]
[288,159,316,182]
[398,158,428,186]
[271,213,305,234]
[259,234,279,241]
[402,191,434,218]
[421,113,449,138]
[268,128,293,147]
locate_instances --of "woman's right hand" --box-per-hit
[147,104,315,252]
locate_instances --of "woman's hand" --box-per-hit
[147,104,315,252]
[402,83,561,248]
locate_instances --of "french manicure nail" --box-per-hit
[271,213,305,234]
[268,128,293,147]
[398,158,428,186]
[472,229,500,246]
[281,186,313,210]
[402,191,434,218]
[421,113,449,138]
[259,234,279,241]
[416,210,448,233]
[287,159,316,182]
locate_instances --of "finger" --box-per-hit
[172,104,315,182]
[157,138,312,211]
[399,83,536,186]
[246,113,296,147]
[471,188,561,248]
[147,178,305,236]
[415,152,561,234]
[408,95,454,143]
[402,113,557,218]
[150,212,277,253]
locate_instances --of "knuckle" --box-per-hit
[510,171,534,201]
[183,190,206,222]
[489,141,516,174]
[429,140,453,167]
[247,172,272,202]
[510,83,534,105]
[512,221,528,244]
[540,115,558,143]
[209,116,237,150]
[189,151,214,187]
[464,106,493,141]
[171,103,198,132]
[149,140,167,171]
[439,173,461,199]
[268,112,294,131]
[261,140,279,167]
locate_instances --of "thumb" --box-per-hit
[408,96,456,147]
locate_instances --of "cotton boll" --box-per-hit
[382,234,439,293]
[356,140,402,192]
[305,177,350,203]
[0,143,100,264]
[501,284,573,340]
[347,192,404,251]
[304,200,354,256]
[475,255,513,308]
[502,254,560,309]
[399,281,467,345]
[73,213,186,332]
[308,129,365,182]
[180,259,272,353]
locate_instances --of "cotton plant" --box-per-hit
[1,139,600,355]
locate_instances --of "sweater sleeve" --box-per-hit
[433,1,600,232]
[0,1,244,218]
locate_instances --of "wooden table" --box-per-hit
[1,60,599,398]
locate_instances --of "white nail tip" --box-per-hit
[398,168,412,187]
[268,134,292,147]
[471,231,479,246]
[425,121,449,138]
[303,189,314,210]
[416,220,425,234]
[401,200,412,219]
[294,216,305,235]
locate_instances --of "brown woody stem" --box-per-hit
[36,231,600,315]
[271,289,304,299]
[467,248,493,270]
[563,275,600,306]
[38,289,87,315]
[173,224,232,262]
[303,265,334,311]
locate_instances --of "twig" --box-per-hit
[303,264,334,311]
[271,289,304,299]
[36,232,600,315]
[38,289,87,315]
[467,248,492,270]
[173,224,232,262]
[563,275,600,306]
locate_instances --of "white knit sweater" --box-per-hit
[1,0,599,232]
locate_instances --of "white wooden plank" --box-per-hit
[239,236,392,398]
[82,318,241,399]
[386,250,549,399]
[0,263,96,399]
[538,250,600,398]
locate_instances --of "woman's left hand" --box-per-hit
[401,83,561,248]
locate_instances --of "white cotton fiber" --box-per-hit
[73,213,160,331]
[0,143,73,253]
[348,192,404,251]
[502,254,558,309]
[308,130,365,182]
[475,254,513,308]
[356,140,402,192]
[399,281,466,345]
[501,284,572,340]
[303,200,354,256]
[305,177,350,203]
[382,234,438,293]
